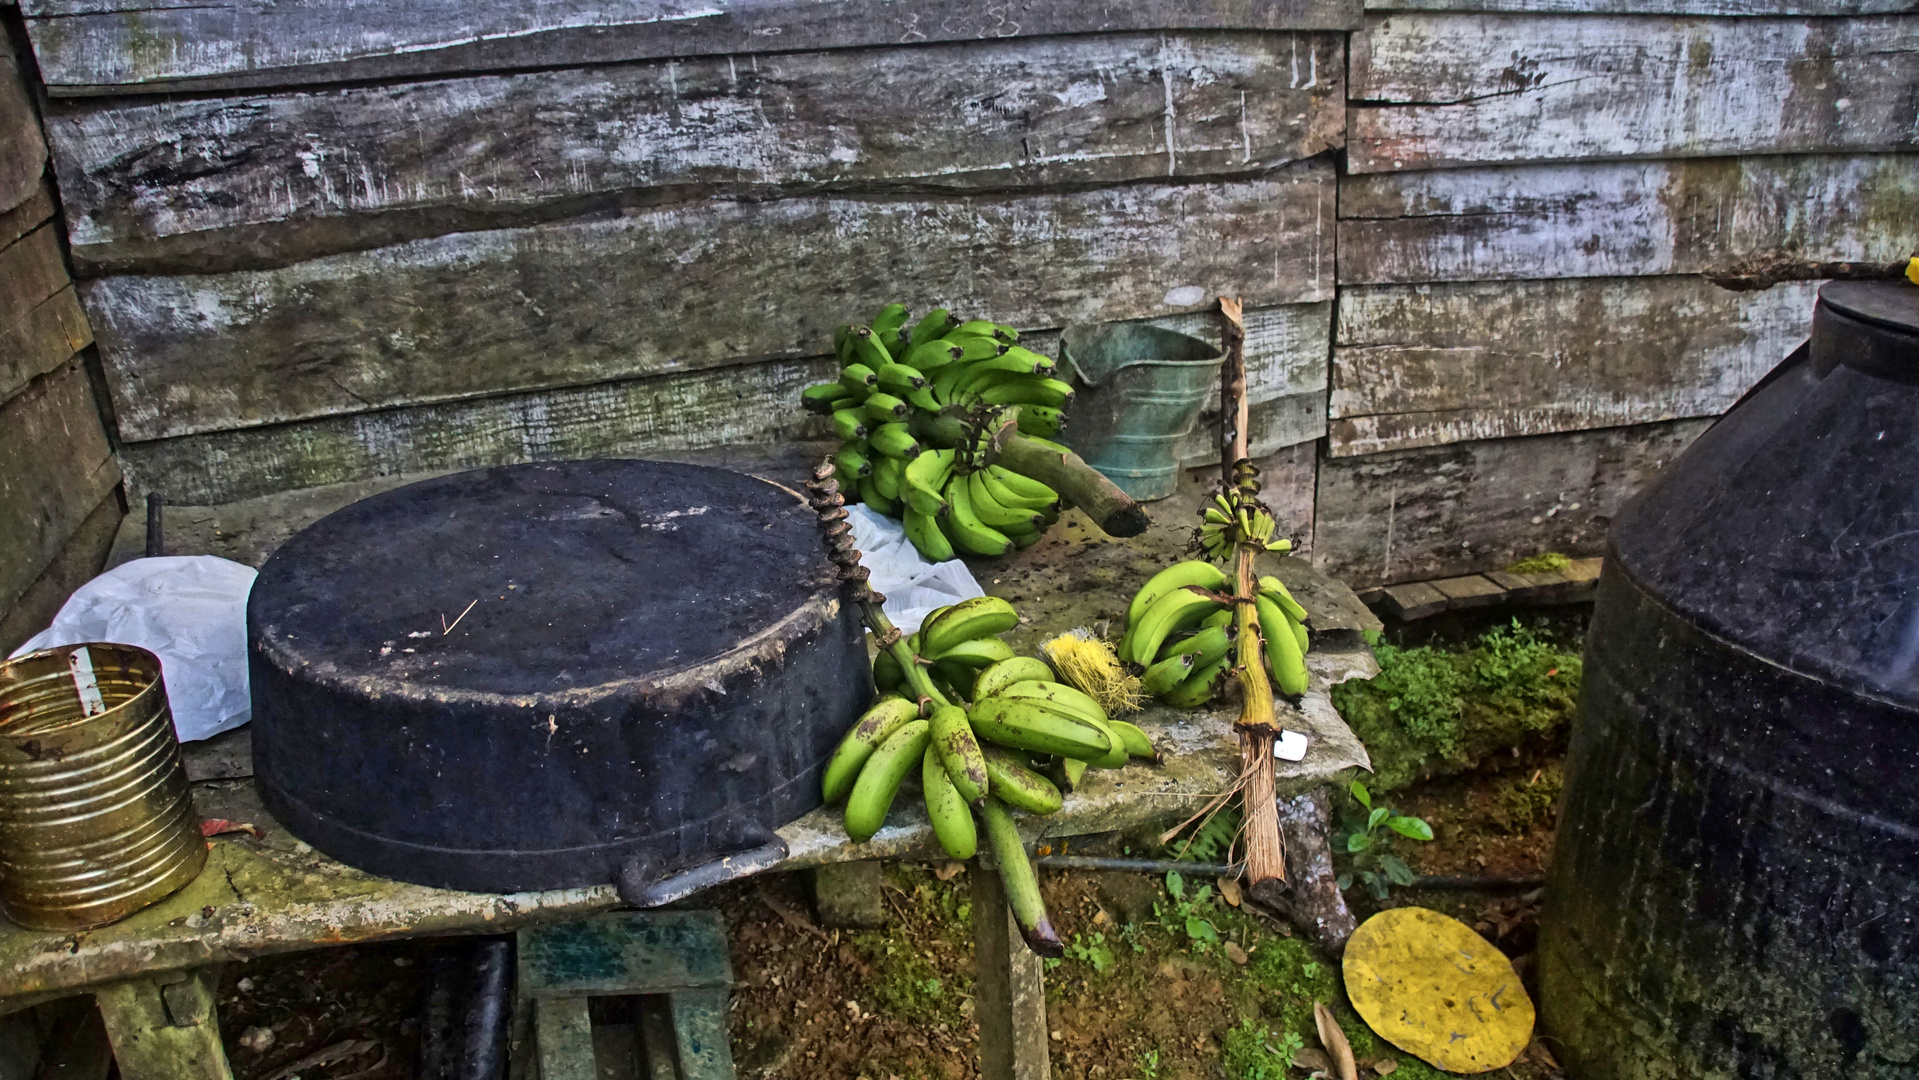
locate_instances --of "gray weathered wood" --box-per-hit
[1338,154,1919,285]
[88,168,1336,442]
[117,357,837,506]
[21,0,1363,97]
[1348,15,1919,172]
[0,285,93,405]
[1366,0,1913,12]
[1329,277,1814,456]
[0,192,94,402]
[0,489,121,655]
[0,183,56,250]
[533,997,595,1080]
[93,970,233,1080]
[0,47,46,215]
[971,859,1048,1080]
[1,224,72,350]
[1312,418,1710,587]
[0,359,122,612]
[48,32,1345,269]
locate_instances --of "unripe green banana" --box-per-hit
[833,443,873,479]
[860,476,900,516]
[869,422,921,460]
[931,636,1017,668]
[923,747,978,859]
[844,719,931,841]
[967,697,1112,761]
[1126,561,1232,638]
[903,338,964,372]
[903,448,955,517]
[1201,608,1235,631]
[905,385,942,412]
[1013,405,1065,438]
[1290,612,1309,657]
[992,680,1109,727]
[1161,623,1232,669]
[979,798,1063,957]
[930,703,989,805]
[870,303,910,339]
[974,656,1056,699]
[933,660,976,703]
[952,353,1044,398]
[920,596,1019,657]
[950,320,1002,340]
[840,364,878,394]
[979,378,1074,409]
[872,453,905,501]
[987,465,1060,506]
[1050,756,1089,793]
[1140,652,1197,696]
[1256,594,1309,697]
[863,392,909,423]
[942,476,1012,557]
[1107,719,1159,762]
[1163,655,1232,708]
[803,382,851,413]
[1257,575,1310,624]
[908,308,954,348]
[979,467,1057,512]
[831,408,869,442]
[873,647,904,691]
[941,335,1006,362]
[997,345,1053,374]
[821,696,920,804]
[876,363,926,394]
[966,472,1043,532]
[981,744,1063,815]
[849,329,893,369]
[902,506,954,561]
[1129,587,1228,668]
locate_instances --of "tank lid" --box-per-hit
[1819,280,1919,336]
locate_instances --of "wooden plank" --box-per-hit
[1348,15,1919,172]
[1311,418,1710,588]
[0,224,71,344]
[1,286,94,404]
[1337,154,1919,285]
[93,970,233,1080]
[0,47,46,215]
[116,356,837,506]
[971,857,1049,1080]
[666,991,736,1080]
[0,181,56,249]
[1365,0,1915,13]
[21,0,1363,97]
[0,489,122,665]
[1430,573,1505,608]
[1379,580,1448,620]
[1328,277,1816,456]
[47,32,1346,270]
[533,997,595,1080]
[88,168,1336,442]
[0,359,121,612]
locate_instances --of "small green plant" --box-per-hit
[1335,781,1434,900]
[1504,551,1572,574]
[1170,803,1243,863]
[1156,870,1222,950]
[1062,931,1116,974]
[1223,1017,1306,1080]
[1136,1046,1162,1079]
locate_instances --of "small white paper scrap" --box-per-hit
[1274,729,1309,761]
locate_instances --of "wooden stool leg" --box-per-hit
[534,997,595,1080]
[668,990,735,1079]
[93,968,232,1080]
[971,860,1049,1080]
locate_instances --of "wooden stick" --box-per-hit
[1218,296,1247,481]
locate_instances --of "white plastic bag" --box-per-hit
[844,506,984,633]
[11,556,258,741]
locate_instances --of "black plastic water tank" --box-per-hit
[1540,280,1919,1078]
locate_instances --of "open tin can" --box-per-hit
[0,643,206,930]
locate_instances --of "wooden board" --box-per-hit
[0,359,122,612]
[1329,277,1814,456]
[117,356,838,506]
[0,183,56,250]
[47,31,1346,270]
[1312,418,1711,587]
[0,47,46,215]
[87,167,1337,442]
[1348,15,1919,172]
[0,223,86,402]
[21,0,1364,96]
[0,490,123,679]
[1365,0,1915,12]
[1338,154,1919,285]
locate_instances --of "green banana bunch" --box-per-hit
[817,592,1159,956]
[1119,547,1313,707]
[800,302,1083,563]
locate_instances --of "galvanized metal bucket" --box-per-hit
[1056,323,1224,502]
[0,643,206,930]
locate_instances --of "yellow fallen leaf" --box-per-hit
[1342,907,1534,1073]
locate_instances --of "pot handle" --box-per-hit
[615,827,789,908]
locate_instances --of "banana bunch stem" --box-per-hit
[908,411,1148,538]
[1222,460,1288,901]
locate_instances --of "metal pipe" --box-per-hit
[1033,856,1546,892]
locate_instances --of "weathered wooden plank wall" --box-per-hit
[1321,6,1919,585]
[21,0,1362,95]
[0,39,120,653]
[28,13,1347,515]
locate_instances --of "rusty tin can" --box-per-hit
[0,643,206,930]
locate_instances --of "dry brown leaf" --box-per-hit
[1372,1058,1399,1076]
[756,888,829,941]
[933,861,964,881]
[1292,1048,1333,1072]
[1224,941,1249,965]
[1219,877,1243,906]
[1315,1002,1359,1080]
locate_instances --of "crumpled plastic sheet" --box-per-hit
[11,556,258,742]
[844,505,984,634]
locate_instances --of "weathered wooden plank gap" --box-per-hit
[1313,418,1710,587]
[1336,155,1919,285]
[1366,0,1913,13]
[45,31,1347,271]
[0,358,123,612]
[86,167,1337,442]
[1328,276,1815,456]
[1348,14,1919,171]
[22,0,1365,96]
[0,48,47,216]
